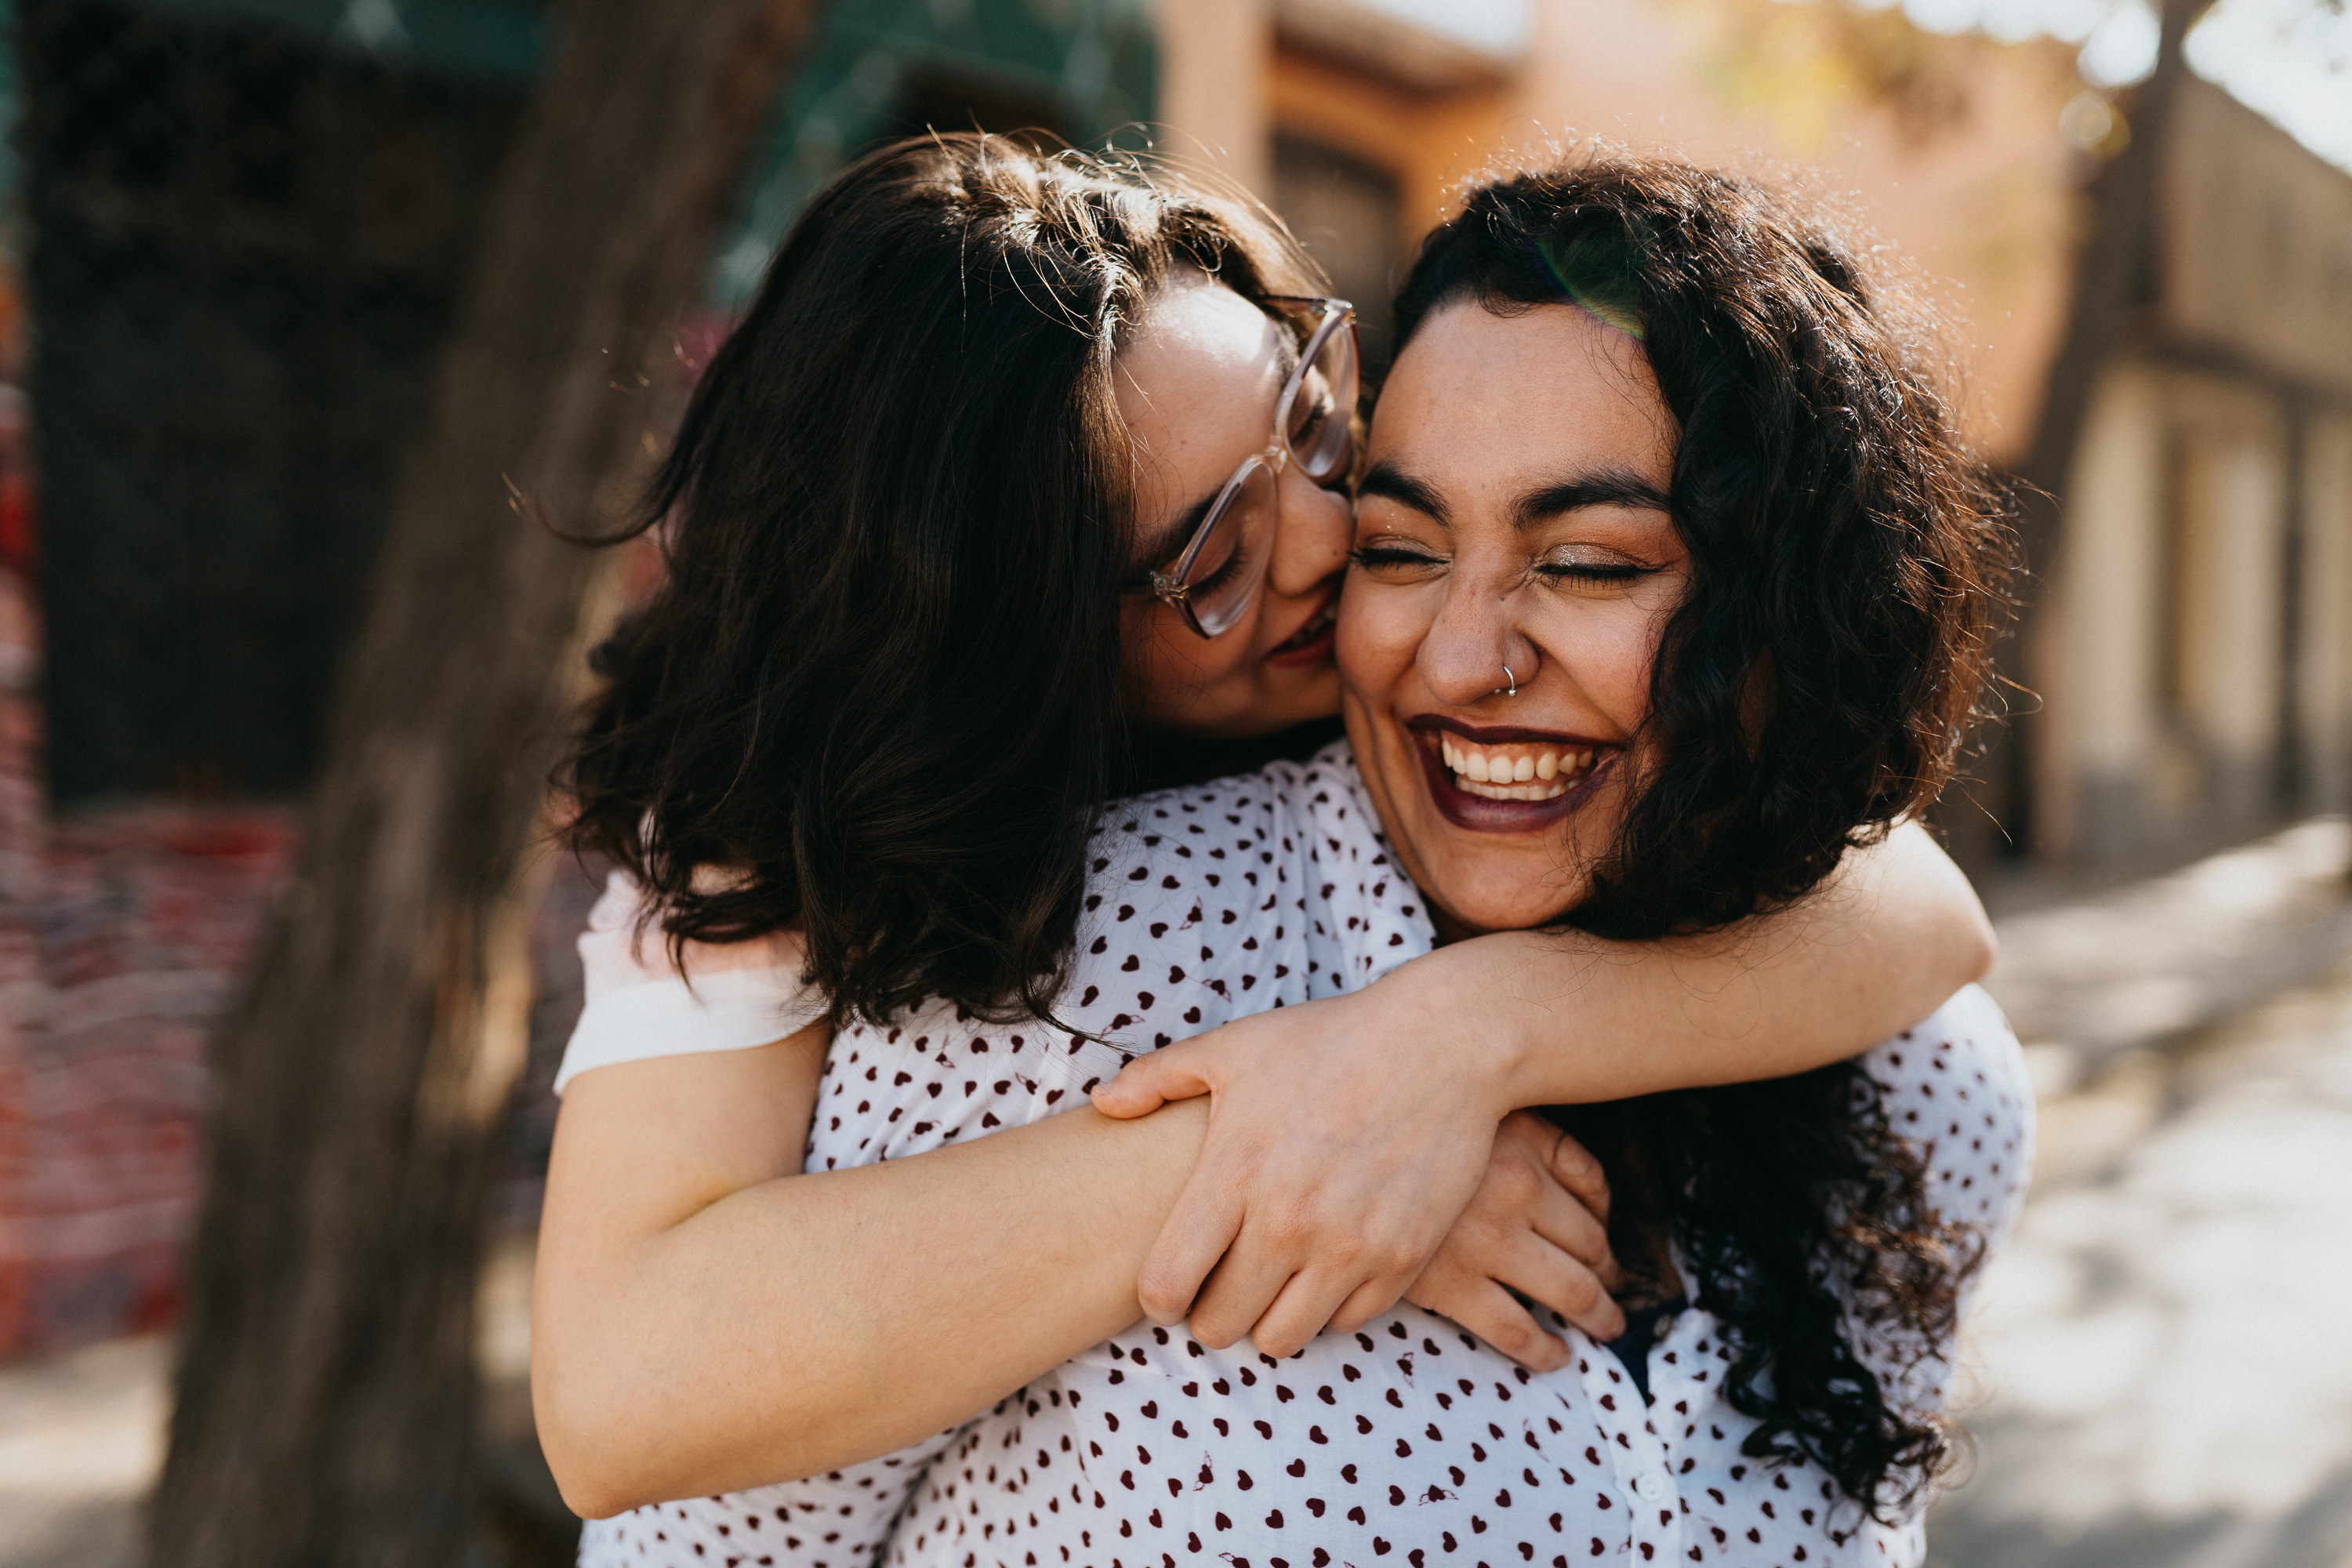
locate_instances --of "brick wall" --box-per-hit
[0,564,588,1359]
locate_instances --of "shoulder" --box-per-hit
[1058,771,1320,1046]
[557,869,821,1094]
[1859,983,2035,1236]
[1273,742,1437,992]
[575,868,807,996]
[1859,985,2030,1127]
[1081,772,1292,913]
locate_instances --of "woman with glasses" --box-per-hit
[533,136,2011,1562]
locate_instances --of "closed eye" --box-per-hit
[1538,561,1650,586]
[1348,544,1446,575]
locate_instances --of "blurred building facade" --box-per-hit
[2042,76,2352,865]
[0,0,2350,1359]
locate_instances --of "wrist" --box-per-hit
[1380,948,1529,1120]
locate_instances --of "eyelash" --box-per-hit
[1348,546,1652,586]
[1189,537,1252,598]
[1347,546,1434,572]
[1539,561,1649,586]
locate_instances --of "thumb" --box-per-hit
[1091,1040,1215,1119]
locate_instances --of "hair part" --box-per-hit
[564,134,1320,1030]
[1396,152,2014,1516]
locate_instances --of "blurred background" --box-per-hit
[0,0,2347,1563]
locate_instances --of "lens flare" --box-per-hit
[1535,227,1647,341]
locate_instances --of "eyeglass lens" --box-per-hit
[1285,315,1359,485]
[1180,459,1279,637]
[1177,316,1357,636]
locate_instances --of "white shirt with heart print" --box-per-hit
[565,743,2032,1568]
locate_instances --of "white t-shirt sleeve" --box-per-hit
[554,869,829,1094]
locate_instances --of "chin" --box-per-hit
[1414,851,1594,935]
[1349,711,1624,935]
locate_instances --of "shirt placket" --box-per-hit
[1573,1336,1687,1563]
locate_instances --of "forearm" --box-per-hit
[536,1099,1204,1515]
[1396,821,1994,1109]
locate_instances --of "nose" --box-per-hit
[1418,573,1535,708]
[1268,468,1352,599]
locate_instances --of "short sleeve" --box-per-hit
[554,870,829,1094]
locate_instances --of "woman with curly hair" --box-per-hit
[533,139,2024,1566]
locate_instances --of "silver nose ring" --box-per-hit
[1495,664,1518,699]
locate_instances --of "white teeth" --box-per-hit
[1457,777,1570,801]
[1439,736,1605,801]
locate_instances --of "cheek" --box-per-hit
[1120,602,1198,715]
[1121,597,1261,728]
[1334,578,1427,702]
[1545,600,1671,734]
[1592,620,1662,728]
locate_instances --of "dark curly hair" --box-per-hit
[1392,155,2012,1518]
[563,135,1322,1029]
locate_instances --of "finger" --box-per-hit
[1544,1127,1611,1227]
[1410,1273,1567,1372]
[1136,1182,1247,1326]
[1091,1045,1214,1119]
[1526,1169,1617,1280]
[1185,1221,1310,1349]
[1326,1271,1413,1338]
[1246,1267,1362,1360]
[1490,1229,1624,1342]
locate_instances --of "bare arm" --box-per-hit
[1093,821,1994,1349]
[535,1033,1196,1515]
[532,1040,1615,1517]
[1445,817,1988,1105]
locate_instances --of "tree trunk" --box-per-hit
[1954,0,2209,862]
[151,3,819,1563]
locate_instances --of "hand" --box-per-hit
[1403,1111,1623,1370]
[1091,984,1516,1357]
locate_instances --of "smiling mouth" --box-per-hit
[1408,720,1620,831]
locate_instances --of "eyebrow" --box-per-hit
[1138,488,1221,574]
[1512,468,1673,529]
[1359,459,1671,532]
[1357,460,1450,525]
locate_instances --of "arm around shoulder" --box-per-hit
[1418,817,1996,1108]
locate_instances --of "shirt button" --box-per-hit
[1635,1472,1668,1501]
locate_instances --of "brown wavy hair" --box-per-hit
[1392,154,2013,1519]
[563,134,1321,1029]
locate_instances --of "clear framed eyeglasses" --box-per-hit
[1125,296,1360,639]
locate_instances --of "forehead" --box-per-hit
[1368,302,1674,493]
[1113,278,1287,463]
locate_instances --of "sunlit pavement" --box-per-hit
[0,1334,161,1568]
[0,1237,545,1568]
[1930,960,2352,1568]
